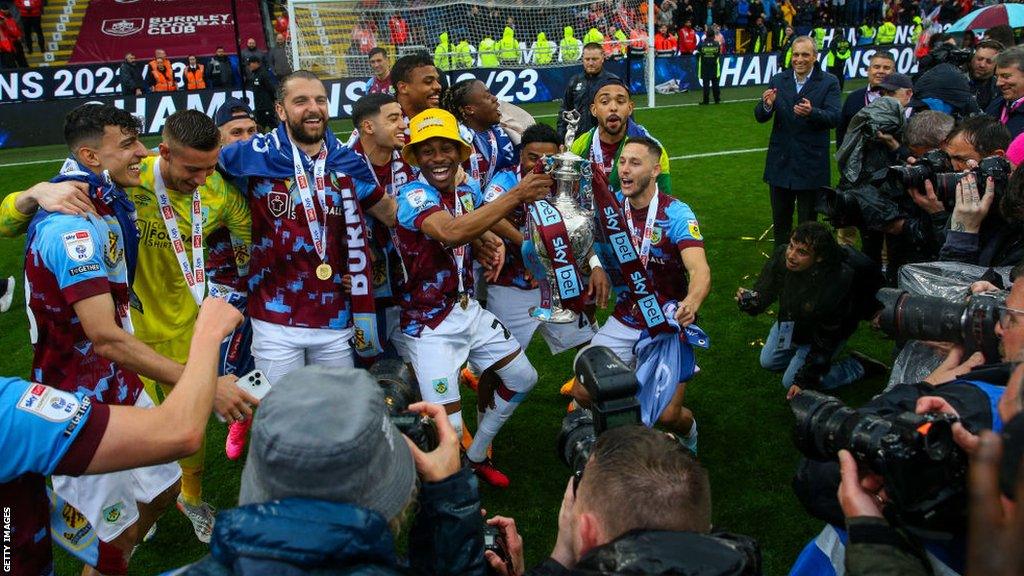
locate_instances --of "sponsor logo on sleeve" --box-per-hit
[408,188,428,209]
[63,230,94,262]
[687,219,702,241]
[17,384,80,423]
[69,264,101,276]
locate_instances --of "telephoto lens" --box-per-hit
[876,287,1003,361]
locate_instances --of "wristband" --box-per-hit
[589,254,602,269]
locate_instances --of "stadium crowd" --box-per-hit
[3,1,1024,575]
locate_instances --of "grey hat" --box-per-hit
[239,365,416,520]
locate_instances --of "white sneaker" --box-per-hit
[0,276,14,313]
[176,495,215,544]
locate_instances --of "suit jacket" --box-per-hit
[755,67,841,190]
[986,95,1024,140]
[837,86,870,149]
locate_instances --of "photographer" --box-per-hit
[969,39,1004,112]
[174,366,487,575]
[738,222,886,399]
[487,426,760,576]
[986,46,1024,138]
[913,40,982,119]
[791,274,1024,575]
[938,116,1019,267]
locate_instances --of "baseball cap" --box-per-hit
[872,73,913,92]
[239,365,416,521]
[214,97,255,127]
[401,108,473,166]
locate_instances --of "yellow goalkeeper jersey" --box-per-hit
[130,155,251,346]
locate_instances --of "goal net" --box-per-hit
[286,0,655,81]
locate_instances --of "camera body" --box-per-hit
[371,359,438,452]
[737,289,761,315]
[791,390,968,534]
[556,346,641,472]
[876,287,1004,361]
[890,148,954,191]
[933,155,1012,210]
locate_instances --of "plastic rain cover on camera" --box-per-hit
[884,261,1012,391]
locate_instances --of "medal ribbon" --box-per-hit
[590,162,674,336]
[153,156,205,306]
[623,189,659,268]
[290,141,329,268]
[451,183,470,296]
[1002,96,1024,125]
[469,129,499,185]
[363,150,409,282]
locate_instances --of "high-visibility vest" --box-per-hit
[478,37,499,67]
[149,60,177,92]
[185,65,206,90]
[876,21,896,45]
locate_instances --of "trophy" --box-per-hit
[527,111,595,324]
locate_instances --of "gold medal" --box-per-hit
[316,263,333,280]
[460,293,469,310]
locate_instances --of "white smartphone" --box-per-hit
[216,369,271,423]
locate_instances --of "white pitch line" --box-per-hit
[0,157,66,168]
[0,146,769,170]
[533,97,761,118]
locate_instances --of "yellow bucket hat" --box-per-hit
[401,108,473,167]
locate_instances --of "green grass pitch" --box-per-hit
[0,80,893,575]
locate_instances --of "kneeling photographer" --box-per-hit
[789,276,1024,575]
[482,348,761,576]
[174,364,488,575]
[737,222,886,399]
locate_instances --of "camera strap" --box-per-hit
[591,160,674,336]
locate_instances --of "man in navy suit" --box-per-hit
[755,36,841,248]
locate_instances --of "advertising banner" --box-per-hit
[0,45,920,148]
[70,0,266,64]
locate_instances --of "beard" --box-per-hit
[286,113,326,145]
[624,173,654,198]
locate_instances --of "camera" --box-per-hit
[791,390,967,534]
[932,155,1012,210]
[889,148,953,191]
[371,358,438,452]
[876,287,1004,361]
[483,526,513,570]
[556,346,641,472]
[737,289,761,315]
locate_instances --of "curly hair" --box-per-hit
[441,78,479,124]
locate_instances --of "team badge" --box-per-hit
[268,191,289,218]
[407,188,428,209]
[460,192,474,213]
[432,377,449,395]
[104,230,123,267]
[17,384,79,422]
[687,219,703,241]
[102,502,125,524]
[650,225,662,244]
[62,230,94,262]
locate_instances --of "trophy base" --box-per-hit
[529,306,577,324]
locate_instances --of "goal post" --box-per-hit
[284,0,657,107]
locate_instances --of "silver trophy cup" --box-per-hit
[528,111,595,324]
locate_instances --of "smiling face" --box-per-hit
[219,115,259,144]
[996,64,1024,103]
[83,125,149,188]
[276,76,329,145]
[398,64,442,114]
[365,102,408,150]
[591,84,634,138]
[790,38,816,77]
[159,141,220,192]
[414,137,463,192]
[617,141,660,199]
[867,54,895,86]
